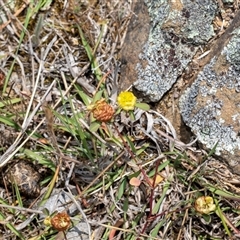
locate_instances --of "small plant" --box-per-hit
[195,196,216,214]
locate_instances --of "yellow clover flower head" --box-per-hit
[43,216,52,226]
[117,91,137,111]
[195,196,216,214]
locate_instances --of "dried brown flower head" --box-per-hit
[50,212,71,231]
[91,99,114,122]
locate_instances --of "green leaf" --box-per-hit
[115,108,121,115]
[125,135,136,154]
[135,102,150,111]
[204,141,218,160]
[0,198,15,214]
[202,214,212,224]
[41,175,53,186]
[215,199,231,237]
[148,160,170,178]
[0,116,20,128]
[117,178,127,201]
[204,183,240,200]
[22,149,56,171]
[89,121,101,132]
[14,181,23,207]
[93,90,104,102]
[0,98,22,108]
[42,208,50,216]
[152,181,170,214]
[129,111,135,121]
[150,220,166,238]
[76,24,102,81]
[76,89,92,106]
[135,143,149,156]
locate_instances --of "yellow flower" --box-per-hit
[43,216,52,226]
[117,91,137,111]
[195,196,216,214]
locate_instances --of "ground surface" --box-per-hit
[1,1,240,240]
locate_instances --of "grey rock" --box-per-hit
[222,0,234,3]
[132,0,218,102]
[179,27,240,173]
[39,188,90,240]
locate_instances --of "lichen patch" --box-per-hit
[179,24,240,169]
[121,0,218,102]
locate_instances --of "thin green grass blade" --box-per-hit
[135,143,149,156]
[84,167,123,195]
[116,178,127,201]
[204,183,240,200]
[203,141,219,161]
[53,97,95,161]
[102,226,110,240]
[3,0,43,93]
[76,24,102,81]
[124,207,147,240]
[123,197,129,221]
[148,160,170,178]
[40,175,53,187]
[92,21,106,55]
[53,112,77,135]
[0,98,22,107]
[39,171,57,207]
[150,220,166,238]
[0,212,25,239]
[152,181,170,215]
[0,115,20,128]
[22,148,56,171]
[125,135,136,154]
[14,181,23,207]
[215,199,231,237]
[68,97,94,160]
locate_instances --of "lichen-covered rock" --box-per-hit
[179,27,240,173]
[120,0,218,102]
[222,0,234,3]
